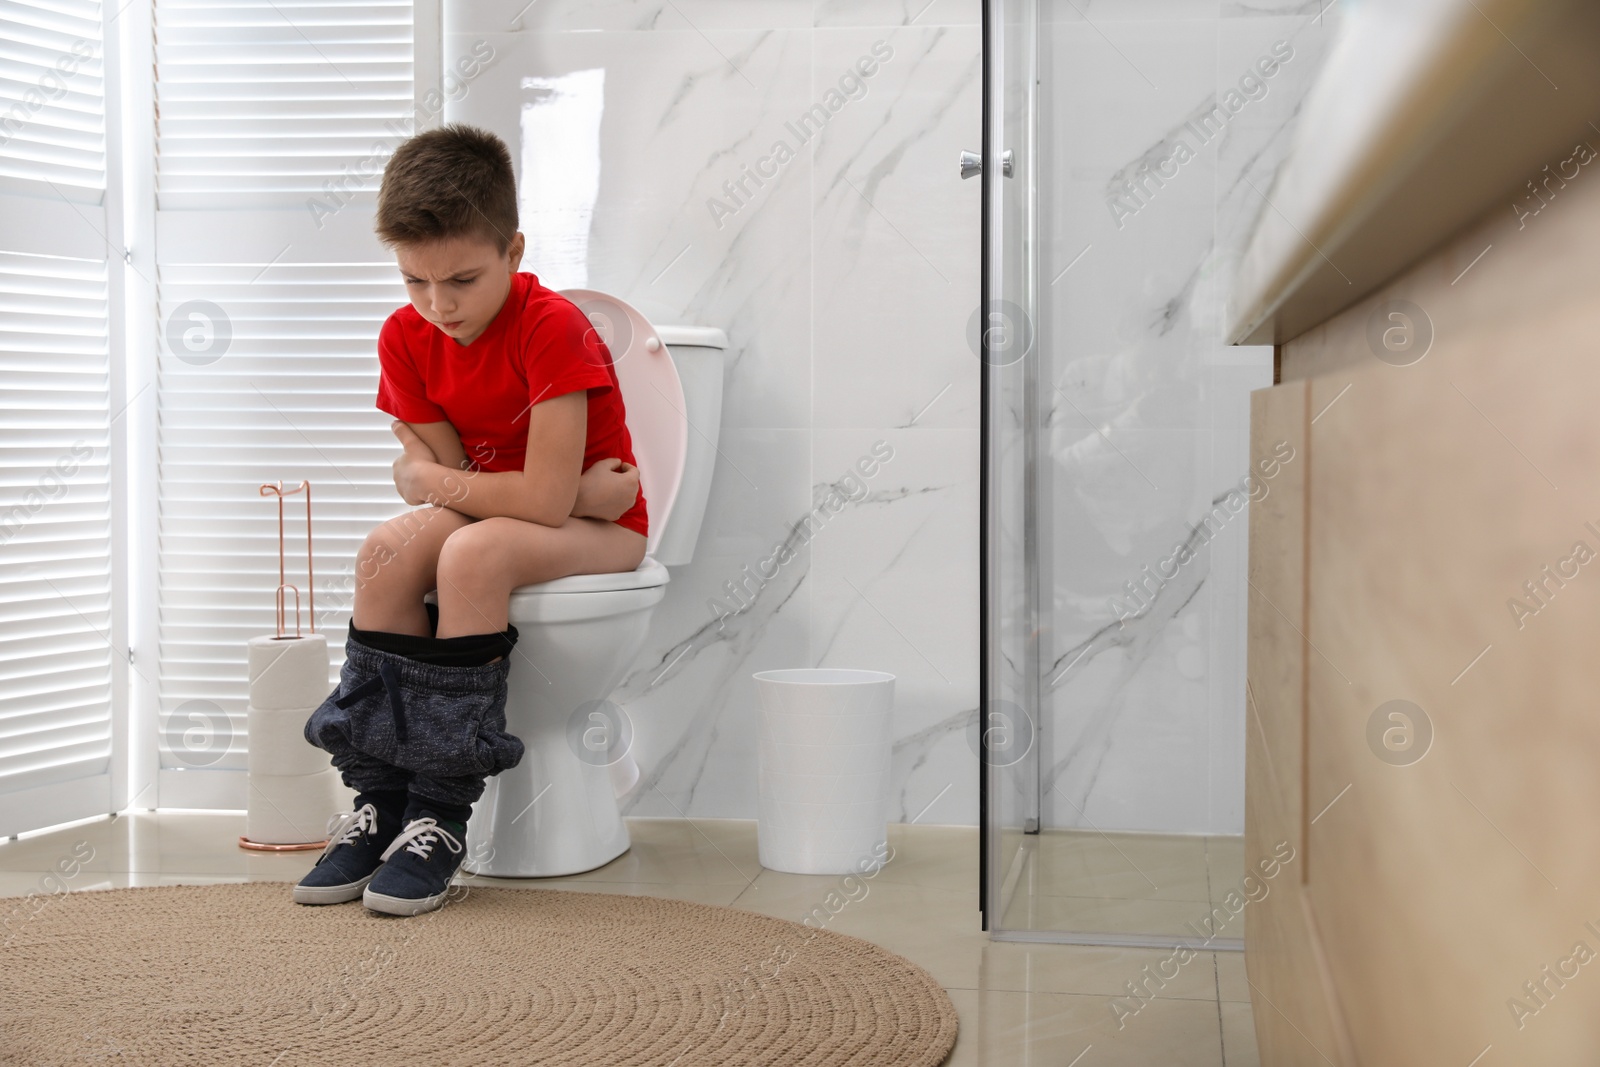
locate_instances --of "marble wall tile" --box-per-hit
[446,28,815,430]
[446,8,985,825]
[438,0,1332,833]
[814,0,979,28]
[809,427,978,825]
[810,25,982,430]
[446,0,812,34]
[610,428,814,819]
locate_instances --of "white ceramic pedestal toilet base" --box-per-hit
[458,593,659,878]
[464,747,632,878]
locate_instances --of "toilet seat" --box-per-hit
[422,558,669,625]
[504,557,670,625]
[511,556,668,595]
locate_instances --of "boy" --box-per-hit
[295,124,647,916]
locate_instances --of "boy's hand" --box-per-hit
[573,457,639,521]
[391,420,441,506]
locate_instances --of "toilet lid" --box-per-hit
[558,289,687,559]
[508,555,670,596]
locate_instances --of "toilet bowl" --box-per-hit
[425,292,726,878]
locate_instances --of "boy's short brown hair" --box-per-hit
[375,123,518,254]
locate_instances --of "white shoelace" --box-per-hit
[318,803,379,861]
[379,816,463,863]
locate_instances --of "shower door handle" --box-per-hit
[959,149,1013,179]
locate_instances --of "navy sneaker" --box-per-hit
[362,813,468,916]
[292,803,400,905]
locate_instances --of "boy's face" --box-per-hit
[394,231,525,346]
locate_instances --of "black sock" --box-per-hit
[349,620,518,667]
[354,788,408,830]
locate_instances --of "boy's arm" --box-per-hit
[391,416,637,520]
[393,391,587,527]
[399,420,471,471]
[572,457,640,521]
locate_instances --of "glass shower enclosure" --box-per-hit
[979,0,1331,947]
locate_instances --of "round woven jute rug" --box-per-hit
[1,881,957,1066]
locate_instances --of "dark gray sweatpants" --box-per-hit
[303,633,525,808]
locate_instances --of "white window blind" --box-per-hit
[0,0,112,837]
[154,0,413,209]
[0,0,104,198]
[153,261,409,791]
[152,0,415,807]
[0,252,112,834]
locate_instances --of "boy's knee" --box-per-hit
[358,514,438,587]
[438,518,523,581]
[355,530,407,588]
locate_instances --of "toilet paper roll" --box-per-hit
[246,633,331,711]
[247,705,334,778]
[246,768,351,845]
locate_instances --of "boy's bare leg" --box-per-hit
[351,504,477,635]
[432,516,648,638]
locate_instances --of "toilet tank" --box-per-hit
[648,324,727,567]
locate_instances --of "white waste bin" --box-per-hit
[753,668,895,875]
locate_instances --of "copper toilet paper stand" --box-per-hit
[263,478,316,642]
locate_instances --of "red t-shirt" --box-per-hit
[374,270,648,537]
